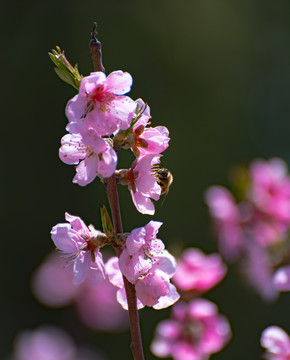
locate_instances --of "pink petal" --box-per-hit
[153,250,177,278]
[59,134,86,165]
[82,131,107,153]
[105,257,124,288]
[73,155,99,186]
[73,251,91,285]
[116,287,145,310]
[65,213,90,235]
[135,272,170,307]
[50,223,79,253]
[153,283,180,310]
[85,106,119,136]
[105,71,133,95]
[261,326,290,356]
[125,227,146,255]
[144,220,163,239]
[131,190,155,215]
[96,145,118,178]
[65,95,87,123]
[108,96,136,130]
[80,72,107,94]
[90,252,106,285]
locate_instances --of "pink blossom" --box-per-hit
[10,326,105,360]
[59,128,117,186]
[66,71,136,136]
[119,220,164,283]
[173,248,227,294]
[130,125,170,158]
[31,252,78,308]
[107,219,180,309]
[122,99,169,157]
[106,253,179,310]
[31,252,128,332]
[134,251,180,309]
[51,213,106,285]
[273,266,290,292]
[242,242,278,302]
[116,155,161,215]
[261,326,290,359]
[75,276,128,332]
[151,299,231,360]
[249,158,290,224]
[205,186,244,261]
[11,326,76,360]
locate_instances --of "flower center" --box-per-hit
[182,320,204,345]
[90,85,115,105]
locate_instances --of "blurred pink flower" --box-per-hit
[59,129,117,186]
[11,326,76,360]
[205,185,244,261]
[10,326,105,360]
[51,213,106,285]
[261,326,290,359]
[151,299,231,360]
[205,158,290,301]
[66,71,136,136]
[31,252,129,333]
[173,248,227,294]
[75,277,128,332]
[273,266,290,292]
[242,242,278,302]
[249,158,290,224]
[31,252,77,308]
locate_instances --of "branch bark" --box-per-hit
[89,23,145,360]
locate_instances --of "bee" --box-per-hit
[152,166,173,204]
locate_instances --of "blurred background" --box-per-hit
[2,0,290,359]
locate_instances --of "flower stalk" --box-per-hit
[90,23,144,360]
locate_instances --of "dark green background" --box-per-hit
[2,0,290,359]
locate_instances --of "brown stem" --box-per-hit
[106,177,145,360]
[89,23,144,360]
[90,22,105,73]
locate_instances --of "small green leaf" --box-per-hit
[54,68,76,88]
[100,205,114,239]
[49,46,82,90]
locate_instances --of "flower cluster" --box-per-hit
[151,248,230,360]
[59,71,170,215]
[260,326,290,359]
[49,45,180,360]
[51,214,179,310]
[106,221,179,309]
[205,158,290,301]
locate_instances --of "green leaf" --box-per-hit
[100,205,114,239]
[49,46,82,90]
